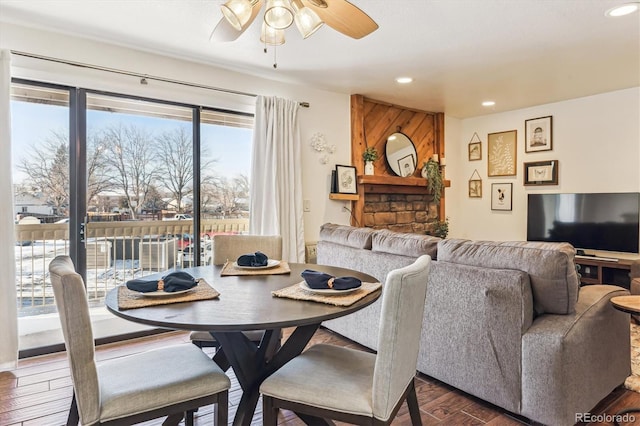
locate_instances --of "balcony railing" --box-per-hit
[14,218,249,315]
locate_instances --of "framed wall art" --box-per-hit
[487,130,517,177]
[397,154,416,177]
[524,160,558,185]
[469,179,482,198]
[468,132,482,161]
[468,169,482,198]
[335,164,357,194]
[525,116,552,153]
[468,142,482,161]
[491,183,513,211]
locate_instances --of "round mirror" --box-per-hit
[385,132,418,177]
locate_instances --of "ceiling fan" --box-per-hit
[211,0,378,46]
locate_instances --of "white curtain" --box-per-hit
[0,50,18,371]
[250,96,305,262]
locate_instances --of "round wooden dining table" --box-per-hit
[105,263,380,426]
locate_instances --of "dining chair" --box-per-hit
[211,234,283,265]
[190,234,283,352]
[49,255,230,426]
[260,255,431,426]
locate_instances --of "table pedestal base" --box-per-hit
[211,324,320,426]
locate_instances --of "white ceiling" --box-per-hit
[1,0,639,118]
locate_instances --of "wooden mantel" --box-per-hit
[358,175,451,194]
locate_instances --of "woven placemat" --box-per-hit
[220,261,291,276]
[271,281,381,307]
[117,278,220,310]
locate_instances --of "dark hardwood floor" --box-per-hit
[1,327,639,426]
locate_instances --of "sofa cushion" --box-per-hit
[319,223,375,249]
[437,239,579,315]
[371,229,440,259]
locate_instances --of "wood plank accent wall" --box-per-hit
[350,95,446,227]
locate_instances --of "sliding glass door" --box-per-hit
[11,81,71,315]
[11,79,254,354]
[83,92,196,304]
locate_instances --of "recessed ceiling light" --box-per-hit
[395,77,413,84]
[482,101,495,107]
[606,2,639,17]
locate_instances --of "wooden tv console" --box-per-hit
[575,255,638,289]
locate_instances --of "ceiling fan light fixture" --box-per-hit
[291,1,324,38]
[211,0,377,67]
[221,0,256,31]
[261,21,286,45]
[264,0,294,30]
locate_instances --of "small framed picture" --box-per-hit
[335,164,357,194]
[524,160,559,185]
[491,183,513,211]
[487,130,517,177]
[525,116,552,153]
[468,142,482,161]
[397,154,416,177]
[468,179,482,198]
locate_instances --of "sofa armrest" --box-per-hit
[521,284,630,426]
[418,261,533,414]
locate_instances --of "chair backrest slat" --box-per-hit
[372,255,431,420]
[49,256,101,425]
[212,235,283,265]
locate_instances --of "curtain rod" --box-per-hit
[10,50,310,108]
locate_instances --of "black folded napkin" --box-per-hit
[126,271,198,293]
[301,269,362,290]
[236,251,269,267]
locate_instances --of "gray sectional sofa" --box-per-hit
[316,223,631,426]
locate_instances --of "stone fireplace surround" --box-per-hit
[363,193,438,233]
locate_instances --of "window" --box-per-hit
[12,79,253,325]
[11,81,70,315]
[200,108,253,221]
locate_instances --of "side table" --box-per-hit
[610,295,640,426]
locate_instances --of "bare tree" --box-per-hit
[18,130,69,212]
[18,130,113,214]
[155,127,193,213]
[100,124,158,219]
[142,185,167,217]
[209,173,250,216]
[156,127,218,213]
[233,174,249,200]
[200,175,220,216]
[86,132,115,202]
[232,174,250,213]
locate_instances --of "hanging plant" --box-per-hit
[422,159,444,205]
[363,147,379,162]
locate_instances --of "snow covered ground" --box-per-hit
[15,239,159,315]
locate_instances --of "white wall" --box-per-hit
[1,23,353,243]
[446,87,640,250]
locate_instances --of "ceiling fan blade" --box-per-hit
[301,0,378,39]
[210,0,264,42]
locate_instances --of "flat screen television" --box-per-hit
[527,192,640,254]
